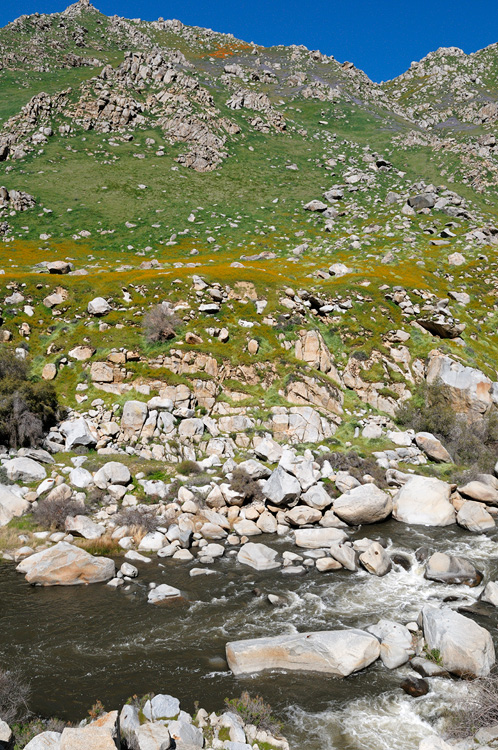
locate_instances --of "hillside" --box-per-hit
[1,5,498,749]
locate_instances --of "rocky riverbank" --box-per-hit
[0,692,290,750]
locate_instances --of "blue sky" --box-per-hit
[3,0,498,81]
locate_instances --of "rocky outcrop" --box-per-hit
[426,350,498,419]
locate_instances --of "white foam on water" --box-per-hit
[287,679,470,750]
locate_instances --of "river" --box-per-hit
[2,519,498,749]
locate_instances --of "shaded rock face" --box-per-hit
[226,629,380,676]
[421,605,495,677]
[16,542,115,585]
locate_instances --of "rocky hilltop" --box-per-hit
[1,3,498,750]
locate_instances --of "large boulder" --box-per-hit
[458,480,498,505]
[147,584,182,604]
[425,552,481,586]
[93,462,131,489]
[60,710,119,749]
[421,605,495,677]
[456,501,495,532]
[359,542,392,576]
[119,705,140,749]
[135,722,171,750]
[24,731,62,749]
[168,720,203,747]
[481,581,498,607]
[392,476,455,526]
[301,483,333,510]
[329,542,357,571]
[0,485,30,526]
[65,515,105,540]
[333,484,392,525]
[367,619,414,669]
[143,694,180,721]
[426,351,497,418]
[121,401,148,439]
[294,527,347,549]
[16,542,115,586]
[226,629,380,676]
[59,417,97,450]
[262,466,301,506]
[87,297,111,316]
[0,720,13,749]
[415,432,452,463]
[4,457,46,482]
[237,542,280,571]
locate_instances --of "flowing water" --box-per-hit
[2,520,498,749]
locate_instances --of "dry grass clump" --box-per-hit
[224,691,282,735]
[76,534,122,557]
[316,450,388,489]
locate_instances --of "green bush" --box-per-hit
[224,691,282,735]
[0,352,60,449]
[13,718,67,749]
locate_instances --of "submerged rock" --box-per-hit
[401,675,429,697]
[424,552,482,586]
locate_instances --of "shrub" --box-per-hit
[88,700,106,720]
[143,305,180,343]
[224,692,281,735]
[0,353,60,449]
[13,717,67,749]
[230,468,264,503]
[397,383,498,473]
[33,497,86,530]
[0,667,30,724]
[176,460,202,476]
[450,672,498,738]
[316,451,388,489]
[113,507,159,533]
